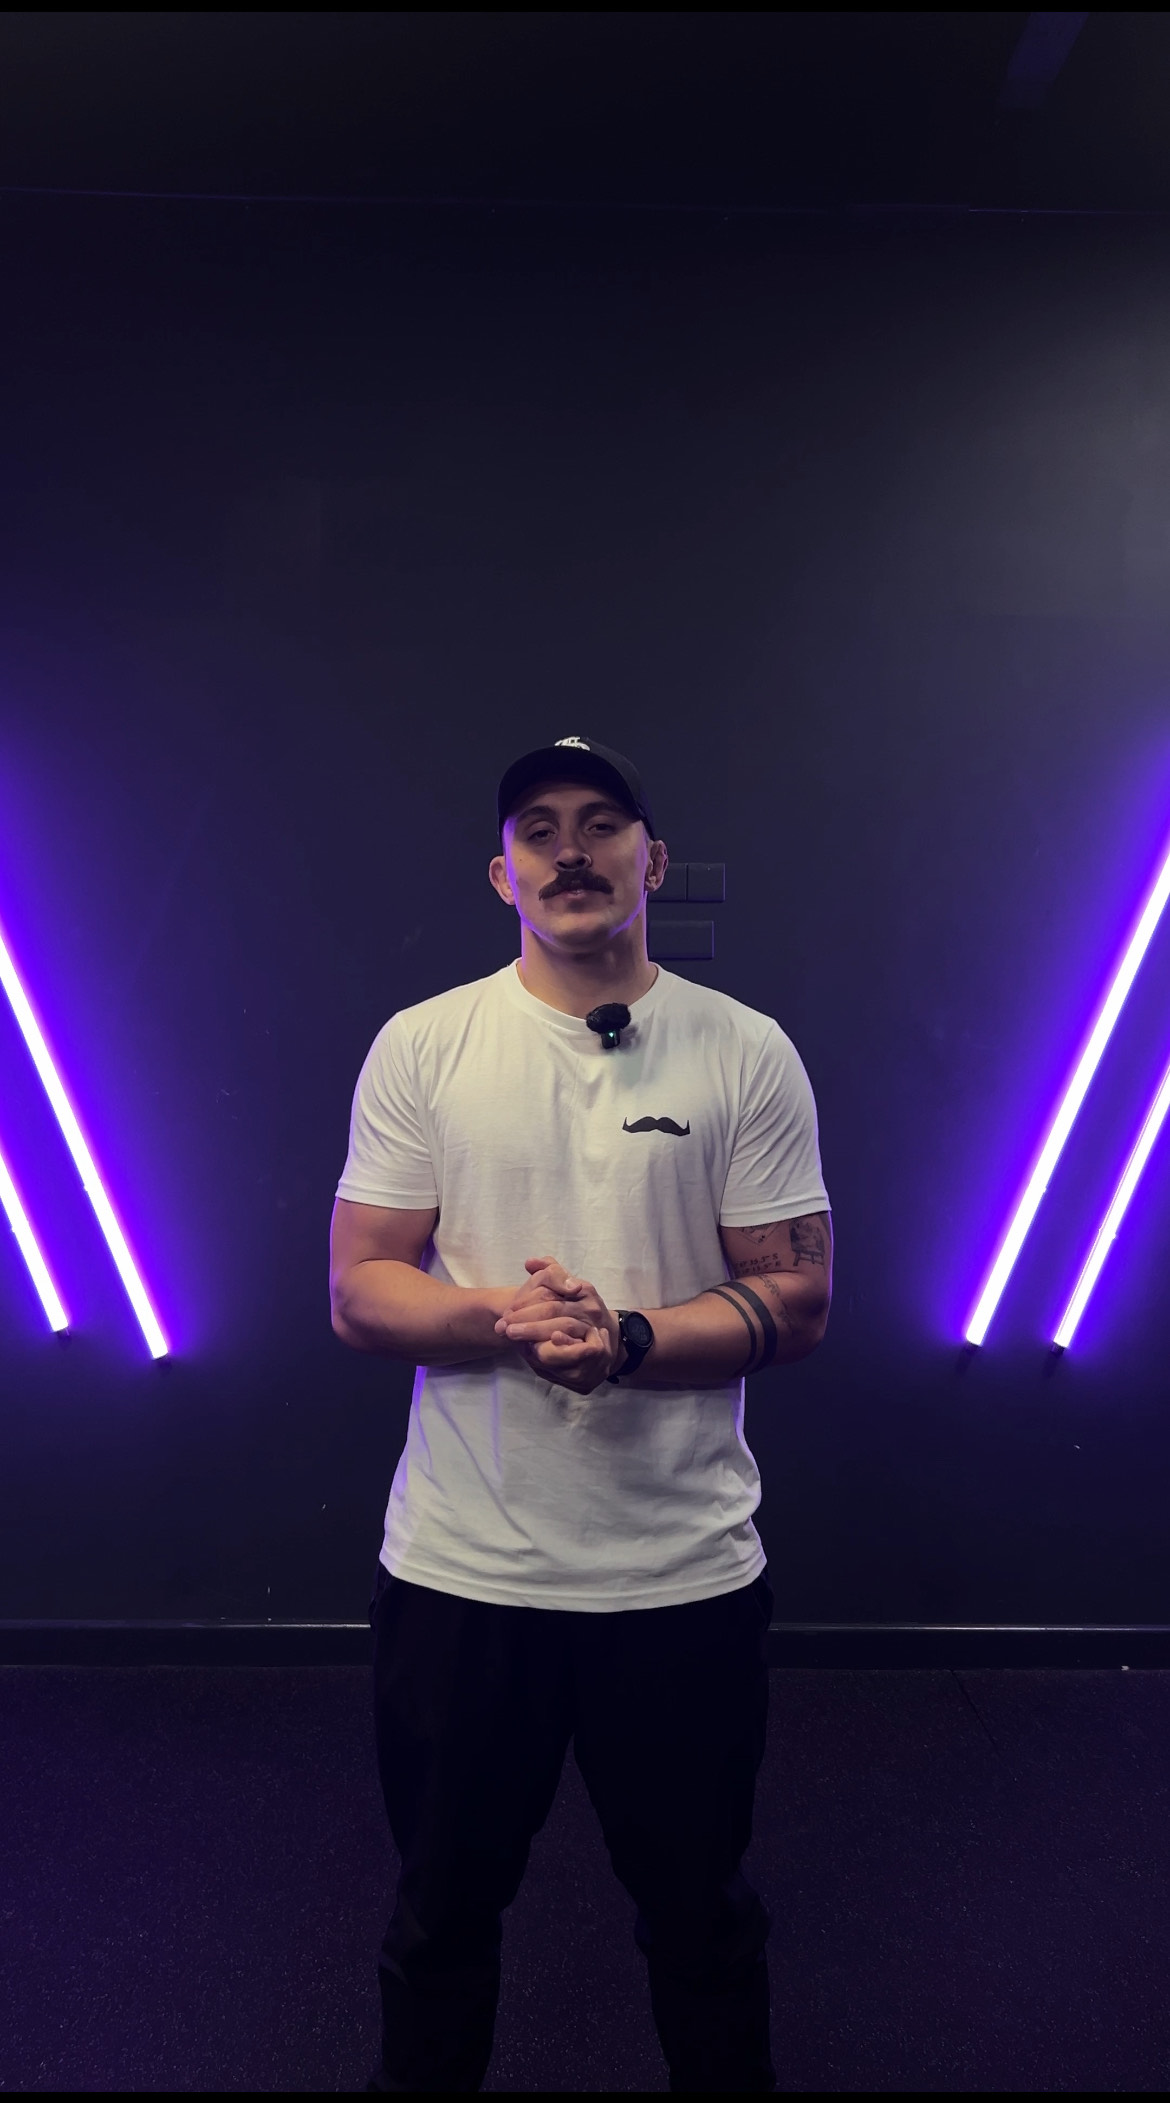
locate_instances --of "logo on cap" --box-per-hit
[554,735,591,750]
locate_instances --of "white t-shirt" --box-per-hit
[337,962,829,1611]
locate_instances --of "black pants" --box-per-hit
[369,1566,775,2093]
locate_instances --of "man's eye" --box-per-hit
[526,828,553,844]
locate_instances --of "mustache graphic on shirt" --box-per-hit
[622,1115,691,1137]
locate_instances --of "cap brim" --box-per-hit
[497,746,645,832]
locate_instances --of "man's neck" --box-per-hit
[516,927,658,1018]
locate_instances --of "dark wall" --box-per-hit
[3,195,1170,1625]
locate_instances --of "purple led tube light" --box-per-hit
[1053,1052,1170,1350]
[0,918,168,1358]
[966,827,1170,1347]
[0,1142,68,1332]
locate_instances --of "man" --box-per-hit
[330,734,831,2094]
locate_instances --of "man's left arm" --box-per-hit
[496,1213,832,1392]
[637,1211,833,1385]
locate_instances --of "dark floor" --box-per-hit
[2,1667,1170,2093]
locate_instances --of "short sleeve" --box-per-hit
[719,1024,830,1227]
[335,1016,440,1210]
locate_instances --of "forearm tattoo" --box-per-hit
[705,1284,758,1374]
[706,1214,830,1374]
[705,1278,790,1375]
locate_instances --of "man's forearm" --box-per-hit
[629,1273,829,1388]
[332,1259,513,1361]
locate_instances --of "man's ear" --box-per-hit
[644,838,669,894]
[489,852,515,906]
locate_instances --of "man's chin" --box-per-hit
[536,907,619,949]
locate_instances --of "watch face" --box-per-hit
[624,1312,654,1352]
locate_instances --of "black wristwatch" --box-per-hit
[608,1309,655,1383]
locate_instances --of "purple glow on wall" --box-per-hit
[0,917,169,1359]
[0,1143,68,1332]
[965,825,1170,1346]
[1053,1052,1170,1350]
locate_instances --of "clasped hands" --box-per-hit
[494,1257,623,1395]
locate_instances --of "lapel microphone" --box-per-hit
[586,1003,631,1051]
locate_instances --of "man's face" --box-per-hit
[489,780,667,953]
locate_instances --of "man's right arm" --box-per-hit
[330,1197,518,1361]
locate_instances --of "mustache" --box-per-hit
[539,870,614,900]
[623,1116,691,1137]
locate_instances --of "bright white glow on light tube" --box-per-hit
[0,923,168,1358]
[965,829,1170,1346]
[1053,1054,1170,1350]
[0,1144,68,1332]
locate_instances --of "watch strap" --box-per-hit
[608,1309,654,1382]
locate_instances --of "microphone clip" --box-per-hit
[585,1003,631,1051]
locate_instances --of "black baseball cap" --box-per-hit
[497,735,657,837]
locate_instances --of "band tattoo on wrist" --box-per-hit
[705,1278,785,1374]
[706,1284,759,1376]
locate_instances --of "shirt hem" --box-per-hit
[377,1542,767,1613]
[718,1192,830,1226]
[336,1183,439,1208]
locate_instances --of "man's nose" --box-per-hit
[555,846,590,867]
